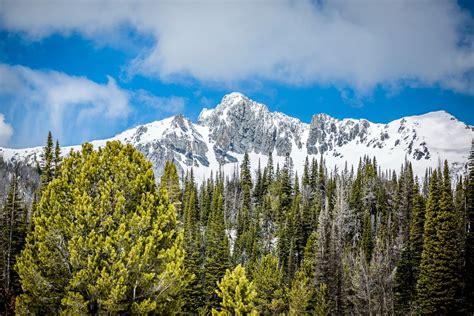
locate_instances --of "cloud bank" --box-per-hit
[1,0,474,94]
[0,64,184,147]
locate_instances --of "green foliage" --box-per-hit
[409,183,426,282]
[54,139,61,177]
[40,131,54,188]
[204,182,230,309]
[314,283,332,316]
[361,211,373,263]
[464,140,474,311]
[0,174,27,314]
[182,174,205,312]
[212,264,257,316]
[160,160,182,216]
[15,141,187,314]
[251,254,287,314]
[234,152,255,265]
[288,269,313,315]
[416,162,463,314]
[5,139,471,315]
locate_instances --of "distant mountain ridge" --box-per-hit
[1,92,473,184]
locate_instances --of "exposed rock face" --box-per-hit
[0,156,39,207]
[124,115,210,177]
[198,93,306,157]
[307,114,372,155]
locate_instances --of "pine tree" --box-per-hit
[16,142,187,314]
[0,173,27,314]
[416,162,463,314]
[314,283,332,316]
[251,254,286,314]
[288,269,313,315]
[212,264,257,316]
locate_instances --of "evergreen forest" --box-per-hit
[1,132,473,315]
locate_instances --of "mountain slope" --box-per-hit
[1,92,473,184]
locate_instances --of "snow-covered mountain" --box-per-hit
[1,92,473,182]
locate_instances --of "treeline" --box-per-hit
[0,132,473,314]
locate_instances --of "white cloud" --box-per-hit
[0,113,13,146]
[0,64,130,146]
[0,64,184,147]
[134,90,186,113]
[1,0,474,94]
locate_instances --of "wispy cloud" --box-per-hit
[0,113,13,146]
[1,0,474,95]
[134,89,186,113]
[0,64,185,147]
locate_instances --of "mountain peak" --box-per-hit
[221,92,247,104]
[198,92,268,124]
[218,92,267,111]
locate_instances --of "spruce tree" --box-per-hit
[53,139,61,177]
[16,142,187,314]
[416,163,463,314]
[204,183,230,309]
[394,181,425,313]
[0,173,27,314]
[361,211,373,264]
[182,176,205,313]
[40,131,54,188]
[235,152,253,264]
[409,182,426,282]
[464,140,474,311]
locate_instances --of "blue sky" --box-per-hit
[0,0,473,148]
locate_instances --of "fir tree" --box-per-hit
[16,142,187,314]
